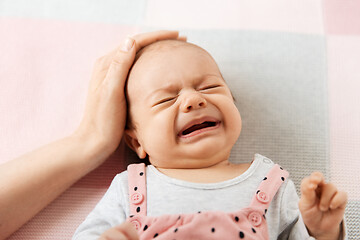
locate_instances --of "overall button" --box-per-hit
[257,191,269,203]
[248,212,262,227]
[131,193,144,205]
[130,219,141,230]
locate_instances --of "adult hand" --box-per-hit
[74,30,186,164]
[299,172,347,240]
[0,31,187,239]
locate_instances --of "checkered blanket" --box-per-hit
[1,0,359,239]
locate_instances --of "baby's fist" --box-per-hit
[99,221,139,240]
[299,172,347,240]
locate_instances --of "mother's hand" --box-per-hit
[74,30,185,163]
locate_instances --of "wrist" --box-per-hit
[70,130,115,172]
[309,227,340,240]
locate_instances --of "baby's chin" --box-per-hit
[151,156,231,170]
[180,131,238,156]
[149,146,233,169]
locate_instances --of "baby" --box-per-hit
[73,39,347,239]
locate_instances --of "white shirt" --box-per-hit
[73,153,321,239]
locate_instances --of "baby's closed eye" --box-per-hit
[198,84,221,91]
[153,96,177,106]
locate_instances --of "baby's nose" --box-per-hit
[181,92,207,112]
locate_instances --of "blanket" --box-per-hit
[0,0,359,238]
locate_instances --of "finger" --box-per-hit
[309,172,325,186]
[116,221,139,240]
[299,172,326,210]
[319,182,337,211]
[132,30,180,51]
[330,191,348,210]
[103,37,136,89]
[177,35,187,42]
[99,227,128,240]
[91,30,182,93]
[300,176,318,207]
[94,30,181,74]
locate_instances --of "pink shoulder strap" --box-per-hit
[127,163,147,216]
[249,164,289,211]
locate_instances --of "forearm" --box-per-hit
[0,134,110,239]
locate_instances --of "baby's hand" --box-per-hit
[299,172,347,240]
[99,221,139,240]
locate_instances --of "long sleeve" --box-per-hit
[277,179,314,239]
[72,173,127,240]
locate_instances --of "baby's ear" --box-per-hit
[124,129,147,159]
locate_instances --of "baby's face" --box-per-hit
[125,40,242,169]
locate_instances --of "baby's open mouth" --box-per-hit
[179,121,220,137]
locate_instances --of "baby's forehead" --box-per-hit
[127,40,224,93]
[131,40,224,83]
[134,39,207,63]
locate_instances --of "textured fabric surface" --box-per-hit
[0,0,359,239]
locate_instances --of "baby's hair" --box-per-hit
[134,39,213,64]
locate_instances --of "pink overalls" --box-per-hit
[126,163,289,239]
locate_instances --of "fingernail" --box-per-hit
[178,35,187,41]
[122,37,134,52]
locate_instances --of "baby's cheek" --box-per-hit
[226,104,242,137]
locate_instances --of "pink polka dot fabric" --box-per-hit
[126,163,289,239]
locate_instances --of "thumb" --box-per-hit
[103,36,136,90]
